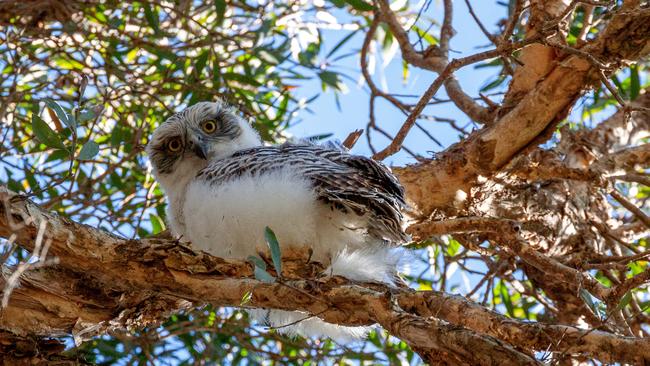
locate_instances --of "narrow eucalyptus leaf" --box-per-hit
[78,141,99,160]
[240,291,253,306]
[77,109,96,123]
[214,0,227,25]
[44,99,75,128]
[616,291,633,311]
[579,289,600,319]
[79,75,88,101]
[32,114,66,150]
[344,0,374,11]
[247,255,266,270]
[254,267,276,283]
[265,226,282,276]
[144,5,160,34]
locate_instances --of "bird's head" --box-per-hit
[146,100,261,185]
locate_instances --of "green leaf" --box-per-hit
[214,0,227,26]
[579,289,603,319]
[54,57,85,70]
[248,255,275,283]
[412,25,438,46]
[498,281,514,317]
[194,50,210,76]
[630,64,640,100]
[46,149,71,162]
[93,10,107,23]
[144,5,160,34]
[265,226,282,277]
[240,291,253,306]
[78,141,99,160]
[326,30,358,58]
[474,58,503,69]
[247,255,266,270]
[480,74,507,92]
[223,72,262,87]
[149,214,166,234]
[616,291,633,311]
[78,75,88,101]
[628,261,646,275]
[32,114,66,150]
[318,71,346,91]
[305,133,334,141]
[257,50,279,65]
[77,109,96,123]
[207,310,216,326]
[329,0,346,7]
[344,0,374,11]
[44,99,75,129]
[446,238,461,257]
[254,267,275,283]
[611,75,627,99]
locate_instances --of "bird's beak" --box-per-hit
[194,144,208,160]
[190,140,208,160]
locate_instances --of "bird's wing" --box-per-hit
[197,143,408,243]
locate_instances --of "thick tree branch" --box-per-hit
[2,187,650,363]
[394,6,650,216]
[0,187,539,364]
[399,291,650,364]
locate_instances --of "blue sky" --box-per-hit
[289,0,505,167]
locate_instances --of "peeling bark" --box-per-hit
[1,186,649,363]
[395,8,650,216]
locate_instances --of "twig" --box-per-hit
[463,0,496,43]
[439,0,454,55]
[610,189,650,228]
[372,69,450,160]
[500,0,523,44]
[407,217,610,300]
[360,16,409,112]
[371,38,536,160]
[376,0,496,124]
[342,130,363,149]
[608,268,650,307]
[613,174,650,186]
[577,5,595,43]
[599,70,628,107]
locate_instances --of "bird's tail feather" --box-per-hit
[248,246,405,342]
[248,309,372,342]
[327,246,404,286]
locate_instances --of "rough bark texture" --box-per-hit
[0,187,540,365]
[395,7,650,216]
[1,1,650,364]
[2,187,650,364]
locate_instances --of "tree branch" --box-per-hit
[375,0,493,124]
[394,6,650,215]
[2,187,649,363]
[0,186,538,364]
[408,217,610,300]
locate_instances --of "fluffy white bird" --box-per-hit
[146,100,407,341]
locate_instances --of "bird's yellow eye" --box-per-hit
[167,138,182,152]
[201,120,218,134]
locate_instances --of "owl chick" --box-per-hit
[146,101,407,341]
